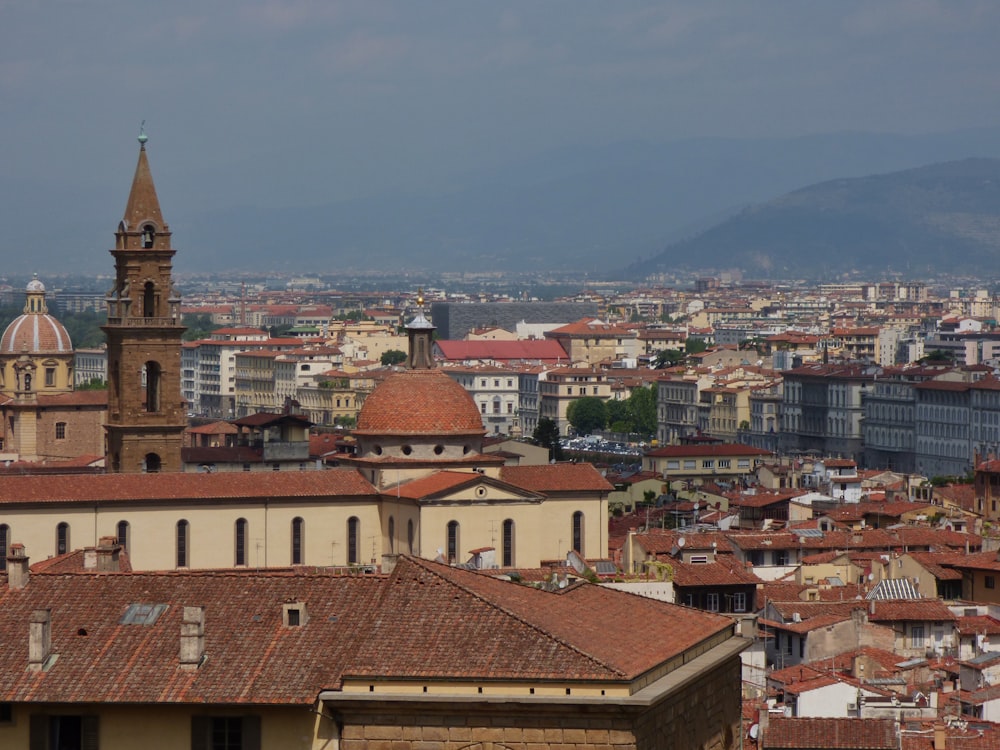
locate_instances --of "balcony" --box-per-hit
[105,316,181,328]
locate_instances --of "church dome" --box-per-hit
[1,313,73,354]
[1,277,73,354]
[354,369,485,436]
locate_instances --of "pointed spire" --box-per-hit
[122,126,167,237]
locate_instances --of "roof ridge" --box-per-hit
[399,556,627,678]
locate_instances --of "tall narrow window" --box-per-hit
[116,520,129,552]
[572,511,585,555]
[144,361,161,412]
[388,516,395,554]
[447,520,460,564]
[0,524,8,571]
[407,519,415,555]
[45,368,55,387]
[55,422,66,440]
[291,517,304,564]
[235,518,248,566]
[347,516,360,565]
[143,281,155,317]
[176,520,189,568]
[56,522,70,556]
[502,519,515,567]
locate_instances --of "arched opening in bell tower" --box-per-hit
[144,452,162,473]
[144,361,162,412]
[141,224,155,248]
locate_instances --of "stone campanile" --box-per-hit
[102,128,186,473]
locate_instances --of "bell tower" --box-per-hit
[102,128,186,473]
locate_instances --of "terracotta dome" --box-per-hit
[1,313,72,354]
[354,369,485,436]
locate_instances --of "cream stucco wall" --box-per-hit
[0,703,329,750]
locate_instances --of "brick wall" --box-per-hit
[338,658,741,750]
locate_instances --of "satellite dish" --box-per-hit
[677,537,686,547]
[749,724,759,740]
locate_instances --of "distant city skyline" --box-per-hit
[3,1,1000,275]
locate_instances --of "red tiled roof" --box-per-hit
[763,717,897,749]
[0,470,378,505]
[354,369,485,436]
[499,464,614,493]
[644,444,772,458]
[867,599,957,623]
[435,339,569,363]
[0,556,737,705]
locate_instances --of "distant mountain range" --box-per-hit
[5,128,1000,276]
[628,158,1000,280]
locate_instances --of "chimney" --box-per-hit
[179,606,205,669]
[28,609,51,671]
[96,536,121,572]
[933,722,946,750]
[7,543,29,589]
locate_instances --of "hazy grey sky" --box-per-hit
[3,1,1000,269]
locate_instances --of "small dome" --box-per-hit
[26,276,45,293]
[1,314,72,354]
[355,369,484,436]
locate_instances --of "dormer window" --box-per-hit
[282,602,308,627]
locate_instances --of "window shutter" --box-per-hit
[243,715,261,750]
[191,716,209,750]
[82,716,100,750]
[29,715,48,750]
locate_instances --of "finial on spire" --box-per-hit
[417,288,425,309]
[137,121,148,148]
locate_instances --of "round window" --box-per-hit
[401,445,413,456]
[434,445,444,455]
[373,445,383,455]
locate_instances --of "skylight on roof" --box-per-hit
[120,603,167,625]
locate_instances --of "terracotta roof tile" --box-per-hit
[763,717,897,749]
[354,369,485,436]
[499,464,614,493]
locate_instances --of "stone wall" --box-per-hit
[338,656,741,750]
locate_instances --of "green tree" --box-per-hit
[380,349,407,366]
[566,397,607,436]
[181,314,221,341]
[606,399,628,428]
[685,338,708,355]
[625,385,657,437]
[77,377,107,390]
[654,348,686,368]
[532,418,564,462]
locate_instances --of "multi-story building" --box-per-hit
[914,379,974,479]
[429,300,598,340]
[538,367,612,435]
[445,365,521,436]
[657,369,712,445]
[743,380,783,453]
[780,364,872,463]
[544,319,638,366]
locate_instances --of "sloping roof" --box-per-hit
[499,463,614,493]
[434,339,569,362]
[763,717,897,749]
[0,470,378,505]
[645,443,772,458]
[0,556,736,705]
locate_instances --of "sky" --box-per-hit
[2,1,1000,274]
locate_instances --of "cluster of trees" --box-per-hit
[653,338,708,368]
[565,385,657,438]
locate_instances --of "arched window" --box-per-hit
[141,224,155,249]
[407,519,415,555]
[56,522,70,556]
[144,362,161,413]
[235,518,248,566]
[0,524,8,571]
[447,520,460,564]
[502,519,515,567]
[388,516,395,554]
[291,517,304,565]
[116,520,130,552]
[176,520,189,568]
[347,516,360,565]
[144,451,162,473]
[572,511,585,555]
